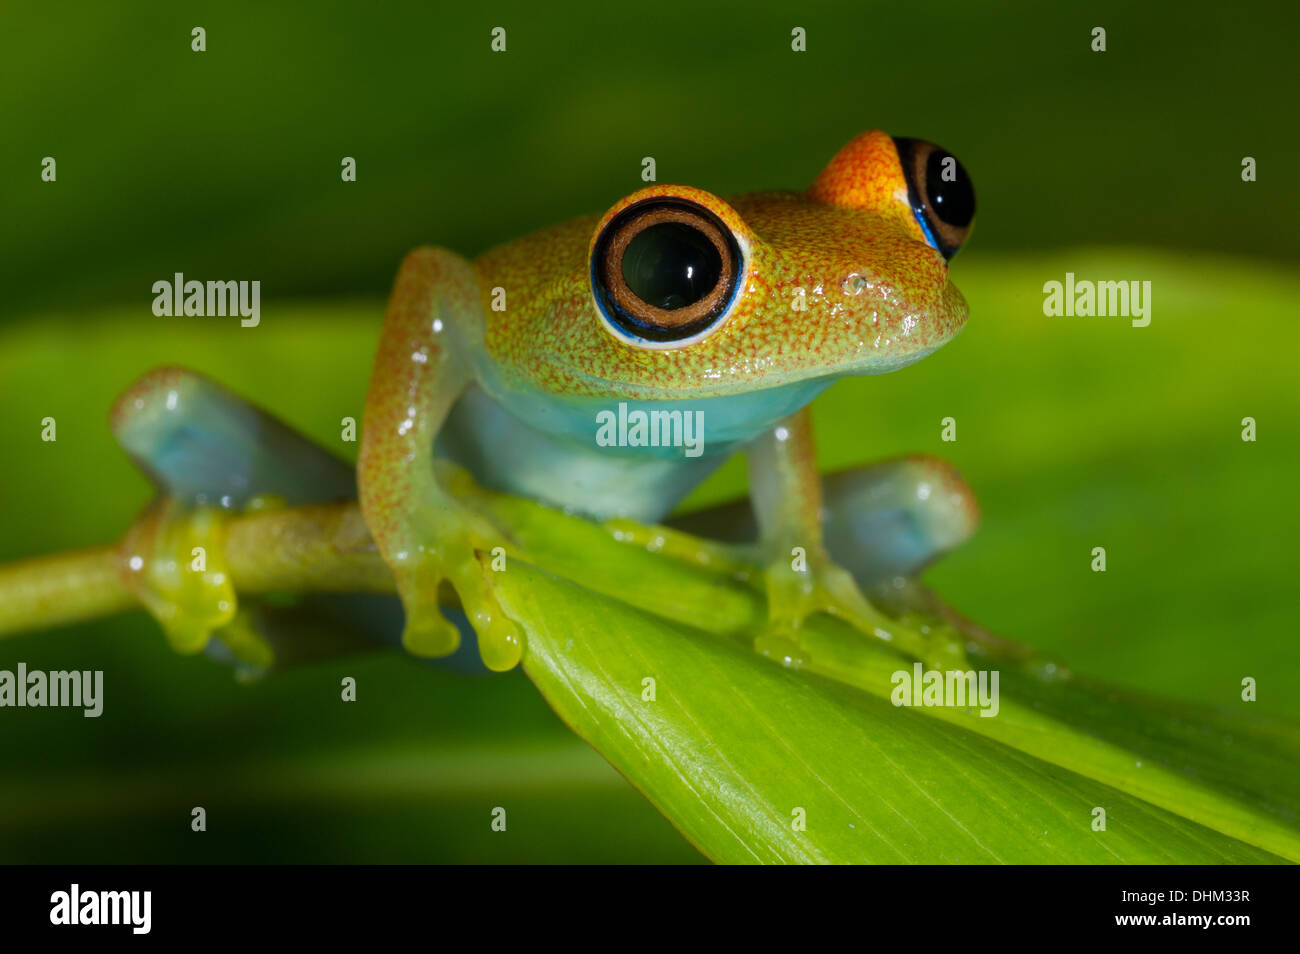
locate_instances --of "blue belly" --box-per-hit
[438,376,832,521]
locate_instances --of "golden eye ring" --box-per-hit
[591,198,743,345]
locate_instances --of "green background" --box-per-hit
[0,0,1295,862]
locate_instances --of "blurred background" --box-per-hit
[0,0,1296,862]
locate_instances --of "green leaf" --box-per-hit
[480,488,1297,863]
[491,545,1294,868]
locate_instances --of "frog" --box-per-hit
[109,129,977,674]
[353,129,979,671]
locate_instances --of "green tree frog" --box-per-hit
[355,129,978,671]
[111,129,978,674]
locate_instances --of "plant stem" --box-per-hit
[0,546,135,637]
[0,488,1020,672]
[0,501,393,640]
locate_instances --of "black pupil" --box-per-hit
[621,222,721,310]
[925,150,974,227]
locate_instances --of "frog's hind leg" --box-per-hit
[111,365,356,507]
[109,367,419,674]
[818,455,978,586]
[670,454,978,586]
[799,458,1025,662]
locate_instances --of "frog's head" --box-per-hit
[566,130,974,401]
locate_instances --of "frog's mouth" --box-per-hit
[837,341,950,378]
[534,328,957,404]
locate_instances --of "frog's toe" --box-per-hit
[604,517,757,577]
[390,511,522,672]
[120,497,240,656]
[757,548,974,669]
[753,548,932,662]
[762,553,876,633]
[446,548,521,672]
[395,559,463,658]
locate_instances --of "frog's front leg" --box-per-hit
[746,407,904,661]
[359,247,521,671]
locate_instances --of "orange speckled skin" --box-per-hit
[475,130,967,401]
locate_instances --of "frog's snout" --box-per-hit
[831,247,969,377]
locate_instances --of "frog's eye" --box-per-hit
[891,138,976,259]
[591,198,744,348]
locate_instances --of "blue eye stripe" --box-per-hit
[910,204,942,255]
